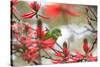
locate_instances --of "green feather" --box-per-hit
[45,28,62,40]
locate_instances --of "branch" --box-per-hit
[89,36,97,52]
[87,6,97,19]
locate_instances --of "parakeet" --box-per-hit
[45,28,62,40]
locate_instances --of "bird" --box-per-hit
[44,28,62,40]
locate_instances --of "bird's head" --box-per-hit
[51,28,62,40]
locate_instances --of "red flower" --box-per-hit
[29,2,40,11]
[19,35,26,44]
[55,52,63,57]
[44,4,81,19]
[22,47,39,62]
[87,53,97,61]
[63,48,70,56]
[42,38,56,48]
[74,50,97,62]
[12,23,25,33]
[21,1,48,19]
[52,47,75,64]
[35,26,56,49]
[73,39,97,62]
[28,31,37,38]
[35,26,46,40]
[25,38,38,47]
[44,4,60,18]
[23,23,34,32]
[21,1,39,18]
[12,22,56,50]
[83,38,90,54]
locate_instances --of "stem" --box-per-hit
[56,42,63,50]
[13,12,21,22]
[37,19,42,64]
[50,47,63,53]
[84,26,97,33]
[89,36,97,52]
[42,49,52,59]
[87,18,95,30]
[87,14,96,21]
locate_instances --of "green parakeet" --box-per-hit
[45,28,62,40]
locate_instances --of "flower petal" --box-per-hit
[21,11,35,18]
[42,38,55,48]
[39,15,49,19]
[44,4,60,18]
[29,2,40,11]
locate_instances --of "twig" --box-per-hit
[13,12,21,22]
[56,42,63,50]
[84,26,97,33]
[89,36,97,52]
[42,49,52,59]
[87,6,97,19]
[87,18,95,30]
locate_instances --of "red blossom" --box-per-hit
[63,48,70,56]
[44,4,81,19]
[83,38,90,54]
[21,2,48,19]
[72,39,97,62]
[44,4,60,18]
[23,23,34,32]
[52,46,73,64]
[12,22,56,49]
[21,1,39,19]
[25,38,38,47]
[55,52,63,57]
[12,23,25,33]
[87,53,97,61]
[29,2,40,11]
[35,26,56,49]
[28,31,37,38]
[35,26,46,40]
[22,47,39,62]
[19,35,26,44]
[74,50,97,62]
[41,38,56,48]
